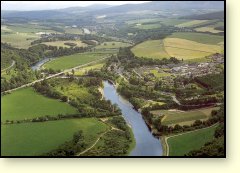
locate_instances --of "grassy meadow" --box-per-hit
[95,41,131,49]
[42,40,87,48]
[1,118,109,156]
[167,124,218,156]
[1,87,78,122]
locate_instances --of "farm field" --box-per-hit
[167,32,224,44]
[64,28,83,34]
[1,118,109,156]
[131,40,170,59]
[167,124,218,156]
[151,107,219,126]
[44,51,110,70]
[1,32,40,49]
[95,41,131,49]
[1,87,78,122]
[42,40,88,48]
[163,38,222,59]
[176,20,209,27]
[195,27,223,33]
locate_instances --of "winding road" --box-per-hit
[1,60,15,72]
[1,57,109,94]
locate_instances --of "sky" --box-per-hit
[1,1,150,11]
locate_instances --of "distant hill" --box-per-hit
[1,1,224,20]
[182,11,224,20]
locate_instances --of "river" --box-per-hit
[31,58,53,71]
[102,81,163,156]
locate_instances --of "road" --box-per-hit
[164,123,218,156]
[1,60,15,72]
[1,57,109,94]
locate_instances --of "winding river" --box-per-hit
[103,81,163,156]
[31,57,53,71]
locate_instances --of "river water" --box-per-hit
[31,58,53,71]
[102,81,163,156]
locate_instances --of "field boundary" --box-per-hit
[164,123,218,156]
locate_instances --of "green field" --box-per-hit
[131,40,170,59]
[44,51,109,70]
[167,32,224,45]
[176,20,209,27]
[150,69,172,78]
[1,87,78,122]
[1,118,109,156]
[95,41,131,49]
[151,107,219,126]
[64,28,83,34]
[167,124,218,156]
[164,38,222,59]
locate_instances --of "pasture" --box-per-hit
[1,118,109,156]
[167,124,218,156]
[163,38,222,59]
[74,63,105,76]
[1,87,78,122]
[134,23,162,30]
[150,69,172,78]
[151,107,219,126]
[44,51,110,71]
[131,40,170,59]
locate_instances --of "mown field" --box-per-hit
[195,27,223,33]
[134,23,162,30]
[167,124,218,156]
[150,69,172,78]
[95,41,131,49]
[167,32,224,44]
[131,40,170,59]
[151,107,219,126]
[44,51,110,70]
[42,40,87,48]
[1,87,78,122]
[163,38,222,59]
[1,118,109,156]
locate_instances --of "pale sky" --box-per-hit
[1,1,150,11]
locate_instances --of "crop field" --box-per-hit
[1,87,78,122]
[167,32,224,44]
[1,118,109,156]
[163,38,222,59]
[44,51,110,70]
[195,27,223,33]
[131,40,170,59]
[42,40,87,48]
[159,19,189,26]
[95,41,132,49]
[151,107,219,126]
[167,124,218,156]
[176,20,209,27]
